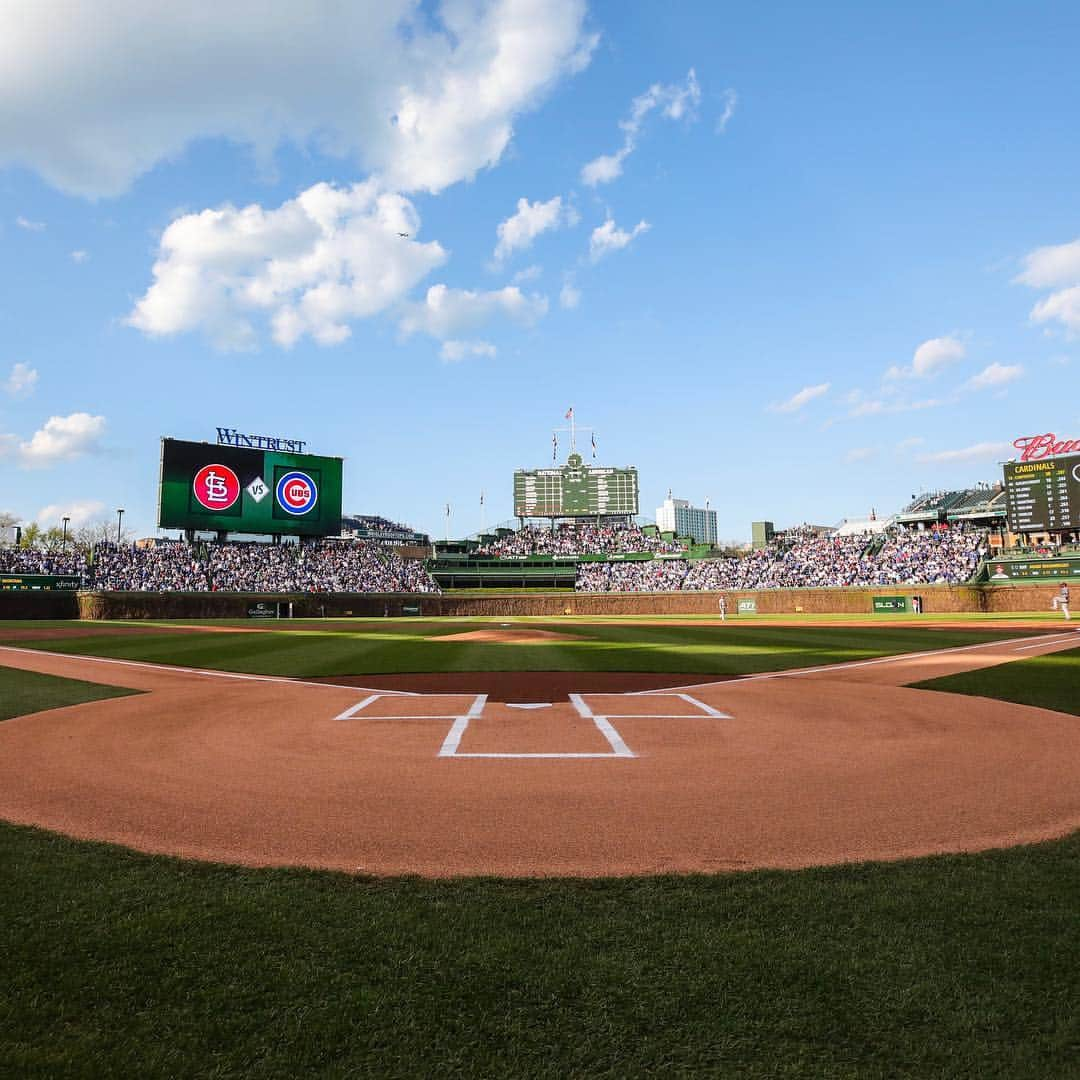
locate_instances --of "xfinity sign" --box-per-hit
[216,427,307,453]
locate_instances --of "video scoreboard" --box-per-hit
[514,453,639,518]
[1002,452,1080,532]
[158,438,343,537]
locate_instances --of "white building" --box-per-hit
[656,494,717,545]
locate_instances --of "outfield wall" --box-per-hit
[0,582,1051,620]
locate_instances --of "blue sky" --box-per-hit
[2,0,1078,541]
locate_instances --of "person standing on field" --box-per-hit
[1051,583,1070,620]
[718,595,727,621]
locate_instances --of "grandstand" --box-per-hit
[339,514,430,546]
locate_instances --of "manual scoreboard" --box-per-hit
[1003,452,1080,532]
[513,453,639,518]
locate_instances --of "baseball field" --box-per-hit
[2,614,1078,1076]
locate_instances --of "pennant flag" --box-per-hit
[552,432,558,462]
[565,406,573,420]
[591,432,597,459]
[480,490,484,506]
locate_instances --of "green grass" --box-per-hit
[1,822,1077,1078]
[913,645,1080,716]
[0,621,1043,678]
[2,621,1078,1075]
[0,665,140,722]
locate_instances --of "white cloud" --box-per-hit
[399,283,547,342]
[440,339,497,362]
[128,181,447,349]
[917,441,1011,465]
[844,447,875,464]
[886,336,966,379]
[769,382,830,414]
[589,217,650,262]
[0,1,594,198]
[35,499,106,528]
[581,69,700,187]
[1030,285,1080,335]
[849,395,942,418]
[559,280,581,309]
[4,362,38,397]
[716,89,738,133]
[512,264,542,284]
[895,436,925,452]
[1014,238,1080,288]
[1015,237,1080,337]
[18,412,106,468]
[967,362,1024,390]
[15,215,44,231]
[70,249,89,263]
[494,196,572,261]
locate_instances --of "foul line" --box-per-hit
[0,645,419,696]
[635,631,1079,693]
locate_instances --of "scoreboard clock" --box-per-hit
[1003,452,1080,532]
[513,453,639,518]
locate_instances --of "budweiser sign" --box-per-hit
[1013,433,1080,461]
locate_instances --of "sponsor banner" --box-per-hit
[737,598,757,614]
[247,602,280,619]
[0,574,81,591]
[872,595,909,613]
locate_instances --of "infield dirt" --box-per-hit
[1,632,1078,877]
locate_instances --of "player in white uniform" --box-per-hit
[1051,583,1071,620]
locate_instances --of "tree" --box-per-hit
[18,522,43,549]
[73,520,134,554]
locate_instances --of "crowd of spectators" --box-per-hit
[476,523,683,558]
[576,526,989,592]
[88,541,440,593]
[0,548,86,577]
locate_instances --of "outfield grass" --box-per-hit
[0,621,1044,678]
[0,665,140,722]
[913,645,1080,715]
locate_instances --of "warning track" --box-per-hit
[0,633,1077,878]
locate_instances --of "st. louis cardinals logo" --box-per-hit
[192,463,241,511]
[275,470,318,515]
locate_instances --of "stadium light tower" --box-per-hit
[116,508,125,544]
[62,515,70,550]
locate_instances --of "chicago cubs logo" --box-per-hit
[276,470,318,515]
[192,464,241,511]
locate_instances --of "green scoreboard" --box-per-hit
[1003,453,1080,532]
[513,453,639,518]
[158,438,343,537]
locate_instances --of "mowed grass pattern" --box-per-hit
[0,620,1042,678]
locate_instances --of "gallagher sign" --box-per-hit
[159,438,342,537]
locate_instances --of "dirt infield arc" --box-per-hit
[0,634,1078,878]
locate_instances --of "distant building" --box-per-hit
[656,494,717,545]
[751,521,775,551]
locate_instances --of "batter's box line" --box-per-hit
[333,692,734,759]
[439,694,634,759]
